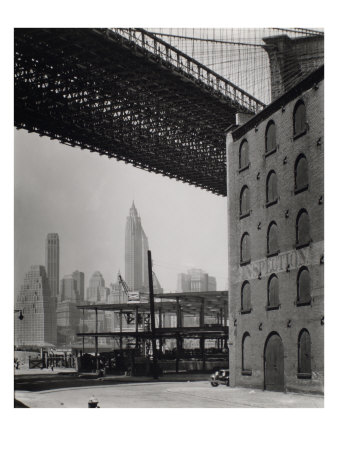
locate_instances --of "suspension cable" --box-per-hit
[150,31,270,48]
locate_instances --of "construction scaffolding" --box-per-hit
[77,291,228,374]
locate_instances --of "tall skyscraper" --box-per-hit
[125,202,150,291]
[72,270,85,303]
[14,265,57,346]
[45,233,59,298]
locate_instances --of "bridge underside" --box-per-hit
[14,29,256,196]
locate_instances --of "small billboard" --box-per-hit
[128,291,140,301]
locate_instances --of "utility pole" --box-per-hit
[95,308,99,371]
[147,250,158,379]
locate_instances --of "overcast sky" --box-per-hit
[14,129,228,297]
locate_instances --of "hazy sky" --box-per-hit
[14,129,228,297]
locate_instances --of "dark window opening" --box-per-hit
[240,186,250,218]
[240,233,251,265]
[242,333,252,375]
[267,222,279,256]
[241,281,251,313]
[295,154,309,193]
[297,267,311,305]
[266,171,278,206]
[239,140,249,171]
[296,209,311,248]
[265,121,277,155]
[298,329,311,378]
[267,274,279,309]
[294,101,307,138]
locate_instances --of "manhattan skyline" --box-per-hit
[14,128,228,297]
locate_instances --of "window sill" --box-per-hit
[265,148,277,158]
[240,260,251,267]
[240,212,250,220]
[294,185,308,195]
[267,251,279,258]
[296,300,312,307]
[239,165,250,173]
[240,308,252,315]
[266,304,280,311]
[297,372,312,380]
[293,130,307,141]
[266,200,278,208]
[296,242,311,250]
[242,369,252,376]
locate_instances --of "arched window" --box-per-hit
[266,170,278,205]
[242,332,252,375]
[295,154,309,193]
[298,329,311,378]
[240,186,250,218]
[265,121,277,154]
[297,267,311,305]
[296,209,311,247]
[239,139,249,170]
[240,233,250,265]
[267,274,279,309]
[267,222,279,256]
[241,281,251,312]
[294,100,307,137]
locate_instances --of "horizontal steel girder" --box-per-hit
[14,29,263,196]
[77,325,228,339]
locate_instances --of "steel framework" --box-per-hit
[14,28,265,196]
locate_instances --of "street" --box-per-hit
[15,378,323,408]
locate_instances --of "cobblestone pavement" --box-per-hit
[15,381,323,408]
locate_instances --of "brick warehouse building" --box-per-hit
[226,65,324,394]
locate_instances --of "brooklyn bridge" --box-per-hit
[14,28,294,197]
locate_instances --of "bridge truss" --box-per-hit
[14,28,265,196]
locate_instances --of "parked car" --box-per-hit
[210,368,229,387]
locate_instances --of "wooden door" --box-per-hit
[264,334,284,392]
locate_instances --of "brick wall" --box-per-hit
[227,77,324,394]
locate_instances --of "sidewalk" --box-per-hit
[14,367,208,381]
[14,367,77,376]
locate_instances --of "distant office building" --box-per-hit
[125,202,150,291]
[72,270,85,303]
[108,275,128,304]
[14,265,57,347]
[59,275,79,303]
[86,271,110,303]
[45,233,59,298]
[57,274,81,346]
[177,268,217,292]
[56,303,80,346]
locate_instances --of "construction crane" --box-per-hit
[117,272,150,327]
[118,272,141,302]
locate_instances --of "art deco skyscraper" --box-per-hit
[125,202,149,291]
[45,233,59,298]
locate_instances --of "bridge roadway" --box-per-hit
[14,28,264,196]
